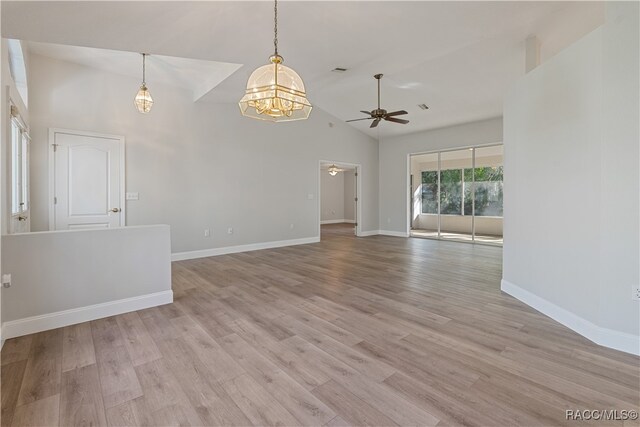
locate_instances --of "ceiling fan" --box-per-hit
[346,74,409,128]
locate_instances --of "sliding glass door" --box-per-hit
[439,149,473,241]
[410,145,503,245]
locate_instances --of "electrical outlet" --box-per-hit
[204,228,211,238]
[632,286,640,301]
[2,274,11,288]
[227,227,233,235]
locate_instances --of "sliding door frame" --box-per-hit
[407,142,503,245]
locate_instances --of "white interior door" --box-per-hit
[51,130,124,230]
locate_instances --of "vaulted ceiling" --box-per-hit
[2,1,604,138]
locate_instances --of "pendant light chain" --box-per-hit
[142,53,146,85]
[273,0,278,57]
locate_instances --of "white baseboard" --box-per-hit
[501,279,639,356]
[379,230,410,238]
[2,290,173,340]
[359,230,380,237]
[172,236,320,262]
[321,219,345,225]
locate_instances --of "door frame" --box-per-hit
[48,128,126,231]
[318,160,362,238]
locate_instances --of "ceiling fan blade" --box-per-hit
[346,117,375,122]
[385,110,408,117]
[360,110,373,116]
[370,118,381,128]
[384,117,409,124]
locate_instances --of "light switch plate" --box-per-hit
[126,192,139,201]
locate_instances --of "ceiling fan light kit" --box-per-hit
[239,0,312,122]
[328,164,340,176]
[346,73,409,128]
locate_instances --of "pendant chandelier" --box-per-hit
[134,53,153,114]
[238,0,311,122]
[328,165,339,176]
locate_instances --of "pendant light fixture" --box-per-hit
[134,53,153,113]
[328,165,339,176]
[238,0,311,122]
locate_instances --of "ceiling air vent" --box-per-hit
[418,104,429,110]
[332,67,348,72]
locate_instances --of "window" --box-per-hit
[10,106,29,216]
[8,39,28,108]
[439,169,463,215]
[472,166,503,216]
[421,170,438,214]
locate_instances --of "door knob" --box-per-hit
[17,215,28,221]
[109,208,121,213]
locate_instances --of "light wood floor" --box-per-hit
[2,223,639,426]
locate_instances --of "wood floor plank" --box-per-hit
[59,364,107,427]
[1,360,27,427]
[93,344,143,409]
[11,394,60,427]
[16,329,63,407]
[1,335,33,366]
[115,312,161,367]
[311,380,398,427]
[220,333,336,426]
[279,313,396,382]
[105,400,139,427]
[169,315,245,383]
[223,373,301,426]
[133,359,204,426]
[228,316,330,390]
[138,306,182,343]
[62,323,96,372]
[156,336,252,426]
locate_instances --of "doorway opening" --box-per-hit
[319,161,361,240]
[408,144,503,245]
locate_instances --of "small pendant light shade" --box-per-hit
[328,165,339,176]
[135,84,153,114]
[135,53,153,114]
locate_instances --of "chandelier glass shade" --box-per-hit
[239,0,311,122]
[135,53,153,114]
[328,165,339,176]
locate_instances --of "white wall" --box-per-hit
[343,170,355,221]
[27,54,379,255]
[379,117,503,234]
[320,170,345,222]
[1,225,172,338]
[503,1,639,354]
[1,37,31,343]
